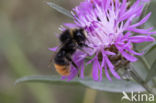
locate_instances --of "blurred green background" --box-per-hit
[0,0,155,103]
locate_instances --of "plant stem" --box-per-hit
[138,56,156,86]
[83,89,97,103]
[138,56,151,70]
[129,64,156,95]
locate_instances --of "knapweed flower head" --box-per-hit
[50,0,155,81]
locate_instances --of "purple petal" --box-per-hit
[129,36,155,43]
[101,50,106,68]
[80,61,85,79]
[115,0,119,9]
[124,32,132,38]
[120,5,143,22]
[129,12,151,28]
[105,51,116,55]
[49,46,58,52]
[92,58,99,81]
[65,67,78,81]
[127,28,156,35]
[125,47,144,56]
[104,64,112,81]
[119,0,127,17]
[64,23,78,28]
[97,58,103,81]
[105,55,121,79]
[121,51,138,62]
[86,57,95,65]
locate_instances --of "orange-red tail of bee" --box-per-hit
[54,64,70,76]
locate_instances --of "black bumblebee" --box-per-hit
[59,28,89,48]
[53,28,90,76]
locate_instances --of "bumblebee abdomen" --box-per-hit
[54,64,70,76]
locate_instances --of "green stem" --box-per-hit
[83,89,97,103]
[138,56,156,85]
[129,64,156,95]
[83,72,97,103]
[138,56,151,70]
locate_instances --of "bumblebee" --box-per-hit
[59,28,88,47]
[53,28,89,76]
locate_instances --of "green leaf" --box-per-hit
[15,75,82,86]
[146,59,156,82]
[141,42,156,55]
[15,75,145,93]
[131,57,149,80]
[46,2,73,18]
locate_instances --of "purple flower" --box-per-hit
[50,0,155,81]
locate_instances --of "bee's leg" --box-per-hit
[66,56,80,77]
[83,43,93,49]
[77,43,93,56]
[66,56,78,69]
[77,46,90,56]
[79,42,93,49]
